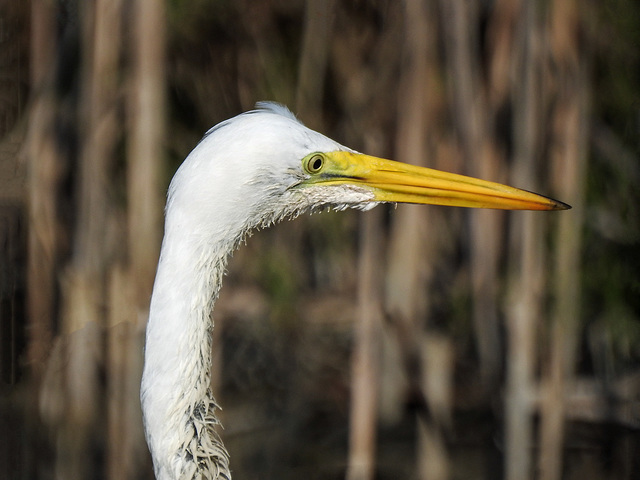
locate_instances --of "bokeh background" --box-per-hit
[1,0,639,479]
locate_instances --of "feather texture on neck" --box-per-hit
[141,219,233,479]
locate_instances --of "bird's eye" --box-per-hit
[305,154,324,174]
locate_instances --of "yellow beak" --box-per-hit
[303,151,570,211]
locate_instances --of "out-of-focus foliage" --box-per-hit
[584,0,640,367]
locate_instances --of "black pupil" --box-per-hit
[312,157,322,171]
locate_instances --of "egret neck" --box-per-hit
[142,219,232,479]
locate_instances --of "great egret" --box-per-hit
[140,102,568,479]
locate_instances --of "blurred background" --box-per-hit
[1,0,639,479]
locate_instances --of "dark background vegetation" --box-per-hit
[1,0,639,479]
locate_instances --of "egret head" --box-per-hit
[164,102,568,245]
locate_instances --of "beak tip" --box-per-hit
[528,190,571,211]
[551,199,572,211]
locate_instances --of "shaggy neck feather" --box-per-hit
[142,224,233,479]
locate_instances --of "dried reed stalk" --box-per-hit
[53,0,123,477]
[295,0,336,130]
[105,0,166,477]
[417,334,453,480]
[440,0,507,385]
[539,1,588,477]
[505,2,544,478]
[26,0,59,379]
[347,208,384,480]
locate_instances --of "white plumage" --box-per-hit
[140,102,568,479]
